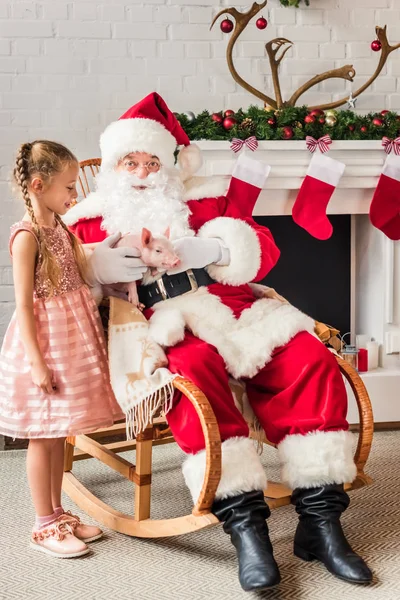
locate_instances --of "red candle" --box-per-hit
[358,348,368,372]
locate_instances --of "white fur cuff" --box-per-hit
[100,118,177,172]
[182,436,267,504]
[198,217,261,285]
[278,430,357,490]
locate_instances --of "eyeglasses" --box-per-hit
[122,159,161,174]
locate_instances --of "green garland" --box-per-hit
[176,106,400,142]
[279,0,310,6]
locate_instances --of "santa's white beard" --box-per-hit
[97,168,194,239]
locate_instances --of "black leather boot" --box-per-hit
[212,490,281,592]
[292,484,372,584]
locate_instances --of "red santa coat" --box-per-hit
[65,177,354,498]
[66,178,315,381]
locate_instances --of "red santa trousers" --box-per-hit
[166,331,356,503]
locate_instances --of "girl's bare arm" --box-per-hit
[12,232,54,393]
[12,231,43,365]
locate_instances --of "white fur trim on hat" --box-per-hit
[100,117,177,171]
[182,436,267,504]
[177,144,203,181]
[278,430,357,490]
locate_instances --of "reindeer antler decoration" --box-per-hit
[210,2,276,107]
[210,2,400,111]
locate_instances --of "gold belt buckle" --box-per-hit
[184,269,199,294]
[156,269,199,301]
[157,277,169,300]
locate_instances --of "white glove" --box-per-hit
[89,232,147,285]
[167,237,230,275]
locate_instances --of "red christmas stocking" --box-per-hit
[227,153,271,217]
[369,153,400,240]
[292,153,345,240]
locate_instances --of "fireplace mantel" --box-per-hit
[197,140,384,216]
[197,139,400,425]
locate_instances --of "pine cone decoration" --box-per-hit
[239,118,256,135]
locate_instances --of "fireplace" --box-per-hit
[255,215,351,338]
[198,140,400,424]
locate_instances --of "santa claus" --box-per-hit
[64,93,371,591]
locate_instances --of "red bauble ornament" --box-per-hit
[360,126,368,133]
[372,117,384,127]
[380,110,390,116]
[282,126,294,140]
[371,39,382,52]
[318,117,325,124]
[348,124,355,132]
[224,109,235,117]
[223,116,236,130]
[304,114,316,124]
[211,113,223,123]
[310,109,324,117]
[256,16,268,30]
[220,18,233,34]
[267,117,276,126]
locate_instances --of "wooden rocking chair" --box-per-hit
[62,159,374,538]
[77,158,101,199]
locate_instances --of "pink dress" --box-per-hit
[0,221,123,439]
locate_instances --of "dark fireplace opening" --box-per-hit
[254,215,351,337]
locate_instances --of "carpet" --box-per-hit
[1,431,400,600]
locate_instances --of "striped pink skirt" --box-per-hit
[0,286,124,439]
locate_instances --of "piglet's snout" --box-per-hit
[164,256,180,268]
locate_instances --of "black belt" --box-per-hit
[138,268,215,309]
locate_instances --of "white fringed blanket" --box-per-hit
[107,297,177,438]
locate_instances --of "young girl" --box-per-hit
[0,141,123,558]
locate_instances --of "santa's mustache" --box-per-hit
[127,170,167,188]
[96,167,182,194]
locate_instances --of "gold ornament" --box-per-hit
[295,121,303,129]
[325,115,337,126]
[325,109,338,118]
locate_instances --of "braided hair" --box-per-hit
[13,140,87,295]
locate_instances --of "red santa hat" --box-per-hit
[99,92,202,178]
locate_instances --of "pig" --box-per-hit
[87,228,180,308]
[113,227,180,307]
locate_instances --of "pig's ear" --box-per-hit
[141,228,152,246]
[163,227,170,239]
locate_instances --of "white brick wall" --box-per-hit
[1,0,400,337]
